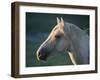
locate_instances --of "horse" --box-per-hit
[36,17,89,65]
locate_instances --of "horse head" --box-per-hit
[36,17,71,61]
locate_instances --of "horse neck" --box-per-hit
[65,23,89,64]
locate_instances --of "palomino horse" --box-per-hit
[36,17,89,65]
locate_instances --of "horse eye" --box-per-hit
[55,34,61,39]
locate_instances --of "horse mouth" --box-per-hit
[38,55,47,61]
[37,53,48,61]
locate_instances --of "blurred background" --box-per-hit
[26,12,89,67]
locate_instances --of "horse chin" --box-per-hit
[40,59,47,63]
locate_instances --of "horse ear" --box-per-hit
[57,17,60,24]
[60,17,64,28]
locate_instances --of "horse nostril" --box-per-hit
[37,48,48,61]
[37,48,45,57]
[38,51,41,57]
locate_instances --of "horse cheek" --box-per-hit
[55,39,67,51]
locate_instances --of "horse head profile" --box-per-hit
[36,17,89,65]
